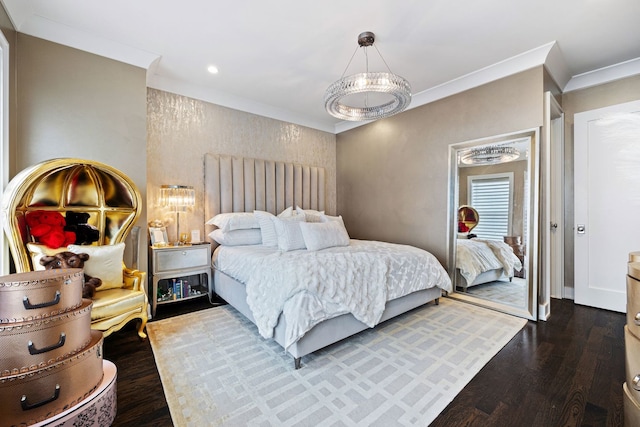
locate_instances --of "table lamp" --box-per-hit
[160,184,195,245]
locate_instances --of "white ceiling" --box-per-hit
[3,0,640,134]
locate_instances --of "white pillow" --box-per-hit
[271,215,306,251]
[255,208,302,247]
[279,206,295,218]
[67,243,125,290]
[321,214,346,227]
[296,206,325,223]
[209,228,262,246]
[299,220,350,251]
[254,211,277,247]
[205,212,259,232]
[26,243,67,271]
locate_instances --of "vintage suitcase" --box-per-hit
[0,330,104,427]
[0,269,84,324]
[0,300,93,377]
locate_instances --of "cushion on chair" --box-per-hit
[67,243,125,290]
[26,243,67,271]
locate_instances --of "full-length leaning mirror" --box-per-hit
[447,128,539,320]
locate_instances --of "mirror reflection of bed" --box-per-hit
[455,205,525,307]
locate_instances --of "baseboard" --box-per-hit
[538,302,550,321]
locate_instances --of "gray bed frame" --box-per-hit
[456,267,510,291]
[205,153,442,368]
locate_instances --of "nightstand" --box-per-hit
[149,243,212,317]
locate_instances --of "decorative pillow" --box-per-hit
[299,220,350,251]
[254,208,302,247]
[296,206,325,223]
[67,243,125,290]
[271,215,306,251]
[205,212,259,232]
[279,206,295,218]
[209,228,262,246]
[26,243,67,271]
[321,214,346,228]
[254,211,277,247]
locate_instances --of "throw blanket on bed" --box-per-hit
[456,238,522,285]
[214,240,452,349]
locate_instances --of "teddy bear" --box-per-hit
[64,211,100,245]
[40,252,102,298]
[26,210,76,249]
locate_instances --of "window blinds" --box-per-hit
[469,175,512,241]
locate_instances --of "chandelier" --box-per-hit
[460,146,520,165]
[324,32,411,122]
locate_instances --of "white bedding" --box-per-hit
[456,238,522,285]
[213,240,452,349]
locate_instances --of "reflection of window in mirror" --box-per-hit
[467,172,513,241]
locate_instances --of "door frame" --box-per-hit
[540,92,564,319]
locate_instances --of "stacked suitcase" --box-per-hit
[0,269,105,426]
[624,253,640,426]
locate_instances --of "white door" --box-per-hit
[574,100,640,312]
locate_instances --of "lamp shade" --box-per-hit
[160,185,195,211]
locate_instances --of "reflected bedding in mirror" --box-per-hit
[455,238,522,289]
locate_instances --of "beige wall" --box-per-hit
[15,34,148,270]
[336,67,544,263]
[146,88,337,242]
[561,74,640,290]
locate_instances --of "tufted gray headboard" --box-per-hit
[204,153,326,239]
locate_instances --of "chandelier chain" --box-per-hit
[373,44,394,74]
[340,46,360,79]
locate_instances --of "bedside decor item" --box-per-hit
[149,225,169,247]
[324,31,411,121]
[160,184,195,245]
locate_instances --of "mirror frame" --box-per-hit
[446,128,540,320]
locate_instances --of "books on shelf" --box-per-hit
[170,279,195,299]
[159,277,203,302]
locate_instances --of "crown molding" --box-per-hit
[563,56,640,93]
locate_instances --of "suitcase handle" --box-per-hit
[28,332,66,355]
[21,384,60,410]
[22,290,61,309]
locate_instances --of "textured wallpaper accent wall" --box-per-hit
[147,88,336,242]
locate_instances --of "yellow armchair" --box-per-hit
[1,158,148,339]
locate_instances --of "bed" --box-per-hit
[455,237,523,291]
[204,153,452,368]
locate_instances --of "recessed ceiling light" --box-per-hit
[207,65,219,74]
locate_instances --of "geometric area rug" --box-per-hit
[147,298,526,426]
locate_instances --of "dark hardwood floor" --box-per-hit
[103,298,626,427]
